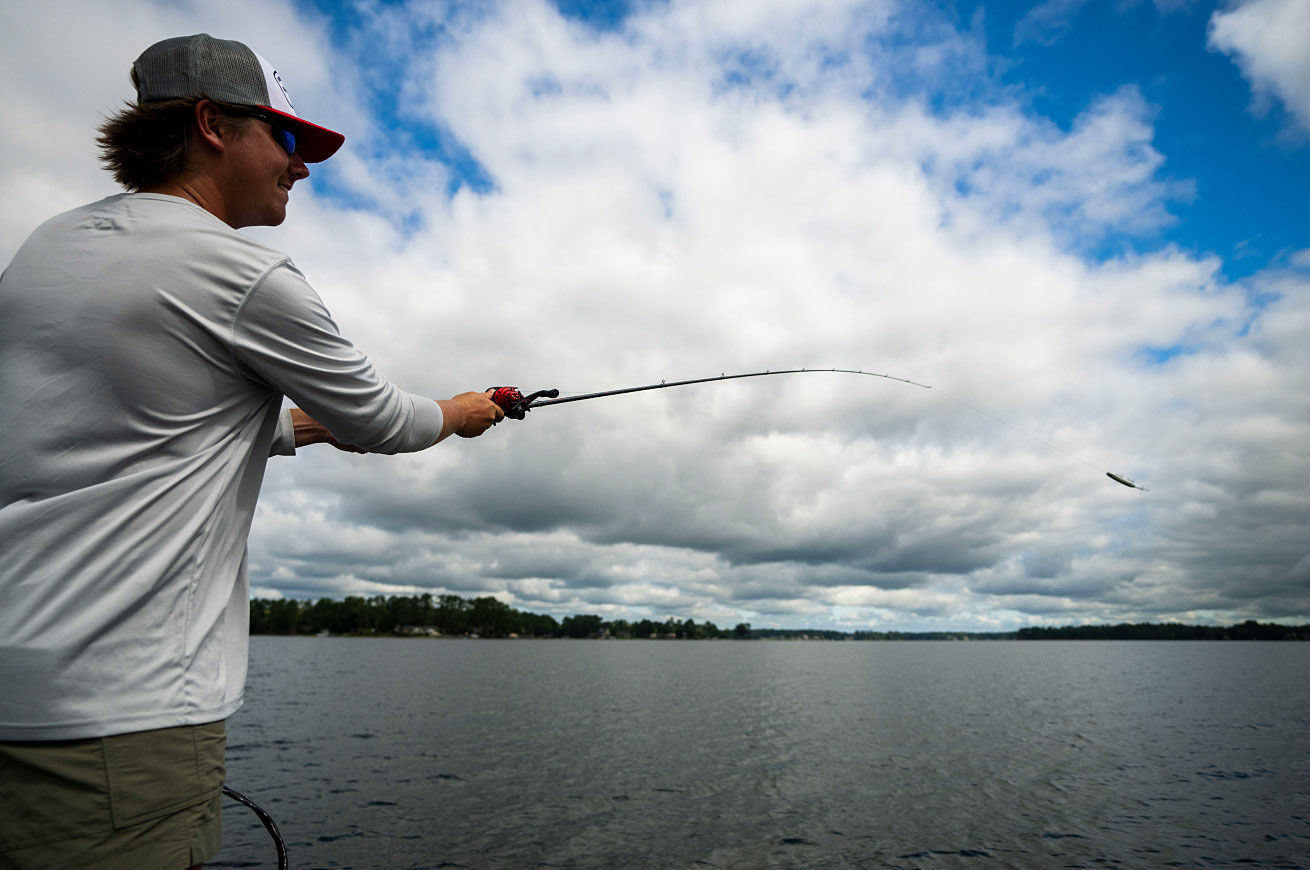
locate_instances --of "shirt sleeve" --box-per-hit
[268,409,296,456]
[232,261,444,454]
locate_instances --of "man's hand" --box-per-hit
[289,409,366,453]
[436,390,505,441]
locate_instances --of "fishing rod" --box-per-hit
[489,368,931,419]
[487,367,1150,491]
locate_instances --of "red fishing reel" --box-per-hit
[488,386,559,420]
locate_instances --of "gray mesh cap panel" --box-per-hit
[133,34,268,106]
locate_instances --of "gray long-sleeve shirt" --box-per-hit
[0,193,443,739]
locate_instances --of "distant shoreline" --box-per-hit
[263,633,1309,641]
[249,594,1307,642]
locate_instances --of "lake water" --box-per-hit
[211,638,1309,869]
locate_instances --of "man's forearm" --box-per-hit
[291,392,500,452]
[434,398,463,443]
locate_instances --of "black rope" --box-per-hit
[223,785,288,870]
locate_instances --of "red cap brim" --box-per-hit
[261,106,345,163]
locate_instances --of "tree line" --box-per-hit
[1015,620,1308,640]
[249,595,1307,641]
[249,593,751,639]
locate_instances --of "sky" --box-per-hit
[2,0,1307,632]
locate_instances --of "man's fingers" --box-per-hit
[450,391,504,438]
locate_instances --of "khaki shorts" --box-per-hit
[0,721,225,870]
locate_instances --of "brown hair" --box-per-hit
[96,86,256,192]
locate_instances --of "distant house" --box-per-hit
[394,625,442,637]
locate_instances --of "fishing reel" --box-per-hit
[488,386,559,420]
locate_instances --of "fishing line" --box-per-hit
[488,368,1148,490]
[930,387,1104,473]
[927,389,1149,489]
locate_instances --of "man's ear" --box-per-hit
[192,99,227,153]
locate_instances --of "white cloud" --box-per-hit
[1208,0,1310,131]
[1013,0,1089,47]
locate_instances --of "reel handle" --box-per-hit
[487,387,559,420]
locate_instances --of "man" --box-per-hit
[0,34,503,869]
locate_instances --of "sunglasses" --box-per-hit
[227,108,297,156]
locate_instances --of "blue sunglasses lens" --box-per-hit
[273,126,296,155]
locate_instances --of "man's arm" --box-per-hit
[236,264,508,454]
[291,391,503,452]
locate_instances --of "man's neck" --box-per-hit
[141,175,234,227]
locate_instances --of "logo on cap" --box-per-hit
[271,69,295,112]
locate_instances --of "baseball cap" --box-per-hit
[132,34,344,163]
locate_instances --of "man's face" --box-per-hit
[220,115,310,229]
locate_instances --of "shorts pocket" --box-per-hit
[103,722,225,829]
